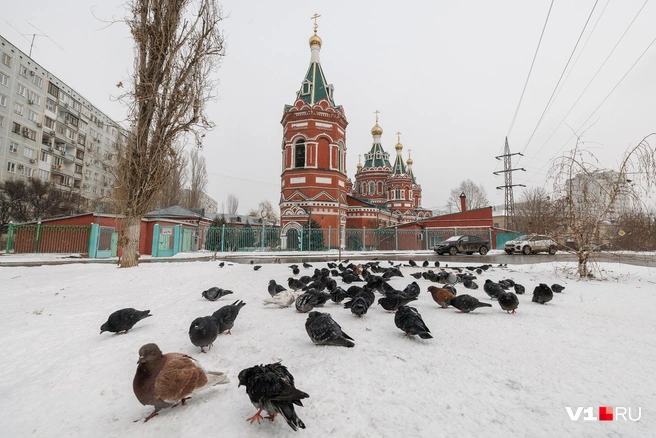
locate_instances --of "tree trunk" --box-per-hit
[577,252,589,278]
[120,216,142,268]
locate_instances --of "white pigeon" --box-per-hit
[263,290,296,308]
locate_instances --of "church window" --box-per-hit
[360,182,365,194]
[295,140,305,168]
[377,182,383,193]
[369,182,375,195]
[301,81,311,96]
[376,152,381,159]
[401,189,405,199]
[395,188,401,199]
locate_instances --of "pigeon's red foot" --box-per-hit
[265,413,277,421]
[208,342,213,350]
[226,330,232,335]
[457,311,463,314]
[511,310,516,314]
[140,411,159,423]
[247,409,264,424]
[200,348,206,353]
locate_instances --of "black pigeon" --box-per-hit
[483,280,505,300]
[532,284,553,304]
[305,288,331,306]
[476,268,482,275]
[434,261,440,268]
[238,362,309,431]
[299,276,312,285]
[292,267,300,275]
[498,291,519,314]
[212,300,246,334]
[408,259,418,267]
[498,279,515,290]
[202,287,233,301]
[446,294,492,313]
[402,281,421,299]
[287,277,306,292]
[514,284,525,295]
[303,262,313,269]
[295,292,322,313]
[327,262,337,269]
[268,280,287,297]
[253,265,262,271]
[250,260,254,264]
[329,287,348,303]
[344,295,369,317]
[305,311,355,347]
[289,264,299,270]
[422,260,429,268]
[551,284,566,293]
[189,315,220,353]
[463,278,479,290]
[394,306,432,339]
[219,262,225,268]
[410,272,423,279]
[100,308,151,334]
[378,293,417,312]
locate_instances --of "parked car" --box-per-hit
[434,235,489,256]
[504,234,558,255]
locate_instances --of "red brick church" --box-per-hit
[279,24,431,249]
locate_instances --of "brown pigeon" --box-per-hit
[428,286,455,309]
[133,343,229,422]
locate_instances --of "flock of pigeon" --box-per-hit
[98,257,566,431]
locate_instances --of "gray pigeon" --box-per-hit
[514,284,526,295]
[446,294,492,313]
[189,316,220,353]
[395,306,432,339]
[305,311,355,347]
[287,277,306,291]
[498,291,519,314]
[212,300,246,334]
[532,284,553,304]
[202,287,233,301]
[483,280,505,300]
[100,308,151,334]
[551,284,565,293]
[268,280,287,297]
[295,292,322,313]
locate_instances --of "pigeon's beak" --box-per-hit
[137,355,145,364]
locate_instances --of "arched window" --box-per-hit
[369,182,375,195]
[395,188,401,199]
[401,189,405,200]
[295,140,305,168]
[377,181,383,193]
[360,182,365,194]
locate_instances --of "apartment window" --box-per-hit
[0,114,3,127]
[84,184,90,193]
[40,150,49,162]
[19,65,28,77]
[85,170,91,179]
[48,82,59,98]
[94,172,99,181]
[14,102,24,115]
[6,162,16,173]
[100,188,105,196]
[46,99,56,112]
[20,166,33,177]
[16,83,27,97]
[28,92,41,106]
[9,142,18,153]
[38,169,50,181]
[53,157,63,166]
[78,133,86,145]
[23,127,36,141]
[28,110,39,123]
[12,122,21,134]
[75,164,83,174]
[23,148,36,160]
[0,93,6,107]
[0,72,8,87]
[44,116,55,129]
[1,53,11,67]
[32,75,43,88]
[92,187,97,194]
[76,149,84,160]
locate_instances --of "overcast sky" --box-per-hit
[3,0,655,214]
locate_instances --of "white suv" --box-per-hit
[504,234,558,255]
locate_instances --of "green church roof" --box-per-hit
[362,143,391,169]
[391,154,407,175]
[297,62,336,107]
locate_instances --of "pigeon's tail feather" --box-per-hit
[474,302,493,308]
[206,371,230,386]
[278,402,306,431]
[332,336,355,348]
[418,331,433,339]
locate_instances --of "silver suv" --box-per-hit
[504,234,558,255]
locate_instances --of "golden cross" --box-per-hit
[311,13,321,34]
[358,154,362,163]
[374,109,380,123]
[407,148,412,157]
[396,131,402,142]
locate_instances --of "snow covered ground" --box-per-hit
[0,258,653,437]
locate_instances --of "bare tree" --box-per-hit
[157,144,188,207]
[549,133,656,278]
[248,200,278,222]
[113,0,225,267]
[226,193,239,215]
[514,186,559,235]
[186,147,208,208]
[447,179,489,212]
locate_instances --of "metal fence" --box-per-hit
[5,224,91,254]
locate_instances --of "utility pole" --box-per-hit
[493,137,525,231]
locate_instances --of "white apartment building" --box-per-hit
[0,35,124,209]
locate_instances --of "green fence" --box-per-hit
[5,223,91,254]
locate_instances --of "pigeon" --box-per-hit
[263,290,296,308]
[295,292,321,313]
[212,300,246,334]
[483,280,505,300]
[410,272,423,279]
[422,260,429,268]
[287,277,306,292]
[202,287,233,301]
[238,362,309,431]
[378,293,417,312]
[344,295,370,317]
[253,265,262,271]
[532,284,553,304]
[443,284,457,295]
[408,259,417,267]
[133,343,229,422]
[100,308,151,334]
[299,276,312,285]
[218,262,225,268]
[394,306,432,339]
[303,262,313,269]
[499,279,516,289]
[551,284,566,293]
[189,316,220,353]
[268,280,287,297]
[402,281,421,299]
[250,260,254,264]
[329,287,348,303]
[446,294,492,313]
[463,278,479,290]
[434,261,440,268]
[427,286,455,309]
[498,291,519,314]
[292,267,300,275]
[514,284,526,295]
[305,311,355,347]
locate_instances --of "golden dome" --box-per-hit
[356,161,363,169]
[395,141,403,151]
[371,123,383,136]
[407,157,413,165]
[309,34,322,47]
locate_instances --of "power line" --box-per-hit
[519,0,600,156]
[521,0,649,170]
